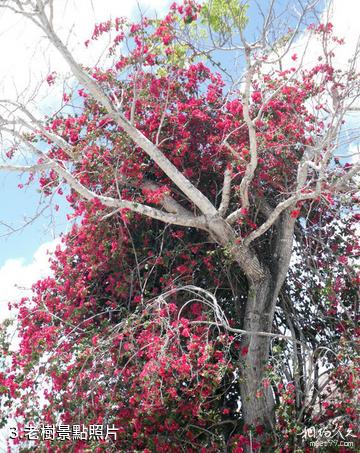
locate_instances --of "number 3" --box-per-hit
[9,426,18,439]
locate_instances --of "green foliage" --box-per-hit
[201,0,249,36]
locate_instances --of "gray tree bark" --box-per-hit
[230,212,296,446]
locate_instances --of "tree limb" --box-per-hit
[24,1,219,218]
[218,166,232,216]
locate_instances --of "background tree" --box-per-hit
[0,0,359,451]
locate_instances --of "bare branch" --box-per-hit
[0,101,76,159]
[0,128,207,229]
[23,2,219,218]
[241,189,320,246]
[0,162,50,172]
[218,166,232,216]
[237,45,259,210]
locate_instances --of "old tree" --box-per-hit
[0,0,359,451]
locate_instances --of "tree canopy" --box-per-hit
[0,1,359,452]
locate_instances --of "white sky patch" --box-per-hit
[347,142,360,163]
[0,238,60,324]
[0,0,172,169]
[280,0,360,72]
[0,0,171,115]
[273,0,360,163]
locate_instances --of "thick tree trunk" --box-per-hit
[239,276,275,432]
[235,213,296,447]
[208,213,296,447]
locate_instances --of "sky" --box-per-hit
[0,0,171,263]
[0,0,172,324]
[0,0,359,320]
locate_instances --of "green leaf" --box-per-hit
[201,0,249,35]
